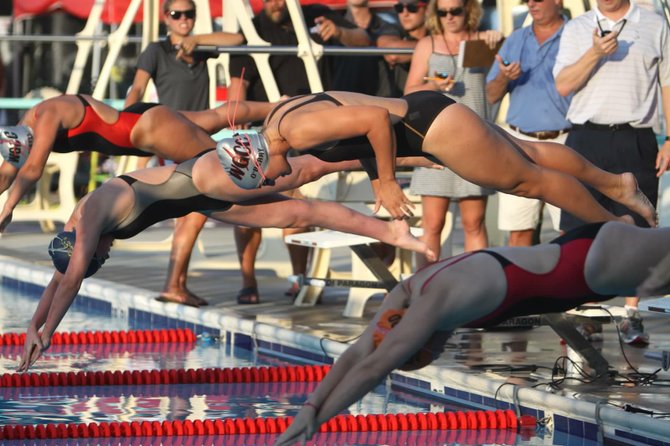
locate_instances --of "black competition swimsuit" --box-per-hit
[53,95,158,157]
[270,91,454,164]
[108,150,233,240]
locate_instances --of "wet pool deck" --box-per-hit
[1,218,669,437]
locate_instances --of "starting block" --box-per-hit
[285,227,422,317]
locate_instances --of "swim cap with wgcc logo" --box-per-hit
[216,130,270,189]
[0,126,34,169]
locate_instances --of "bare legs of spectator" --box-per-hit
[415,195,488,269]
[235,226,262,304]
[234,226,311,304]
[159,212,209,307]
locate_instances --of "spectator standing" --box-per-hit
[553,0,670,344]
[327,0,403,96]
[227,0,360,304]
[377,0,429,97]
[125,0,242,110]
[485,0,570,247]
[123,0,242,307]
[404,0,502,266]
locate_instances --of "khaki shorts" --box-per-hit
[498,192,561,231]
[497,126,567,232]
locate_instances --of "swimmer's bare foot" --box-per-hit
[612,173,657,227]
[616,214,635,225]
[156,290,208,307]
[385,219,437,262]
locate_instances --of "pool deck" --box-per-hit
[1,218,670,443]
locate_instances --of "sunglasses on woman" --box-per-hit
[436,6,464,17]
[169,9,196,20]
[393,2,425,13]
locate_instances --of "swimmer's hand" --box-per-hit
[373,179,414,220]
[17,325,50,372]
[274,404,318,446]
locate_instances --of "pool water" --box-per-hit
[0,286,463,433]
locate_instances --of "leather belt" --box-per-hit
[509,125,570,141]
[574,121,633,131]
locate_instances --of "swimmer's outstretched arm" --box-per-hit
[197,152,361,202]
[0,107,60,231]
[18,198,104,372]
[280,105,413,220]
[180,101,277,135]
[275,287,441,445]
[0,162,17,197]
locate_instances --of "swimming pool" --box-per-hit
[1,285,529,445]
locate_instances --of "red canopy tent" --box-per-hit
[13,0,224,23]
[12,0,364,24]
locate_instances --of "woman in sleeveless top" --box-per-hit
[275,221,670,445]
[404,0,503,266]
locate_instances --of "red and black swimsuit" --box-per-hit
[417,223,615,329]
[52,95,158,157]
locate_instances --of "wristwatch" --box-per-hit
[666,135,670,141]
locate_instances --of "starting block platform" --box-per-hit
[285,227,422,318]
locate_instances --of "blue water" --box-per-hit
[0,286,465,434]
[0,286,597,445]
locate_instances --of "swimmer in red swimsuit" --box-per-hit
[0,94,275,307]
[275,220,670,446]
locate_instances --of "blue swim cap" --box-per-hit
[48,231,104,278]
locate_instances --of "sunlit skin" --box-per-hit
[0,95,275,233]
[16,153,436,372]
[274,221,670,445]
[256,91,656,227]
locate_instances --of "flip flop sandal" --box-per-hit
[236,287,260,305]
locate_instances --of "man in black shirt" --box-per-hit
[227,0,364,304]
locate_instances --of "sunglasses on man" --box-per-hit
[169,9,196,20]
[393,2,425,13]
[436,6,464,17]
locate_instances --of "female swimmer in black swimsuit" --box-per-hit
[215,90,658,227]
[275,220,670,446]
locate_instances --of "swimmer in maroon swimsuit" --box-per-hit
[0,94,275,307]
[275,220,670,446]
[216,90,658,227]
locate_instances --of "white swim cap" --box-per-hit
[0,126,33,169]
[216,130,270,190]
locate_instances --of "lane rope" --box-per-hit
[0,410,536,439]
[0,328,196,346]
[0,364,331,387]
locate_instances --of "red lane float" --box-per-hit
[0,364,333,388]
[0,328,196,346]
[0,410,535,440]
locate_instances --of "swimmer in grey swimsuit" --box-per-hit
[110,149,232,239]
